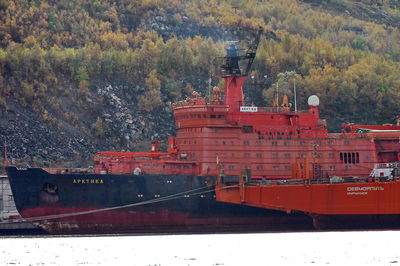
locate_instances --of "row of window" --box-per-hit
[178,114,225,119]
[142,165,192,169]
[225,164,360,171]
[223,165,351,171]
[178,139,355,146]
[183,151,361,161]
[217,152,338,159]
[225,165,292,171]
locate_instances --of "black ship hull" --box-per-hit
[5,167,313,234]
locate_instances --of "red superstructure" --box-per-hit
[93,138,199,176]
[93,85,400,181]
[92,34,400,183]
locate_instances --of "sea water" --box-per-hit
[0,231,399,265]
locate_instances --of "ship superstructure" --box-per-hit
[93,38,400,181]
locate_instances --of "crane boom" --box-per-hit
[244,27,263,76]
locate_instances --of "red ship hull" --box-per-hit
[217,180,400,215]
[216,163,400,229]
[20,206,313,234]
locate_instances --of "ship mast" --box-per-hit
[3,141,9,167]
[221,28,263,111]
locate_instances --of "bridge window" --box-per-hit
[272,166,279,171]
[284,153,291,158]
[244,153,250,158]
[256,165,264,170]
[242,126,253,133]
[272,141,278,146]
[285,165,291,171]
[272,153,278,158]
[256,153,262,158]
[210,114,216,118]
[228,165,235,170]
[340,152,360,164]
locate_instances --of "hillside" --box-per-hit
[0,0,400,168]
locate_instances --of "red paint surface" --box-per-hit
[217,180,400,215]
[20,206,313,234]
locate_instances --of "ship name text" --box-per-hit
[73,179,104,184]
[346,186,384,195]
[240,106,258,112]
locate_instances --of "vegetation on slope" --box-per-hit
[0,0,400,162]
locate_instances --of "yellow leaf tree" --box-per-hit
[139,70,162,112]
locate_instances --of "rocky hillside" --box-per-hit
[0,0,400,169]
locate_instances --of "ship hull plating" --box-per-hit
[311,214,400,230]
[6,167,313,234]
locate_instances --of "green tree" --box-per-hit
[95,117,105,137]
[139,70,163,112]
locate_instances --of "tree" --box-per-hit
[139,70,162,112]
[95,117,104,137]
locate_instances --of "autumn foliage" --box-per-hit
[0,0,399,133]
